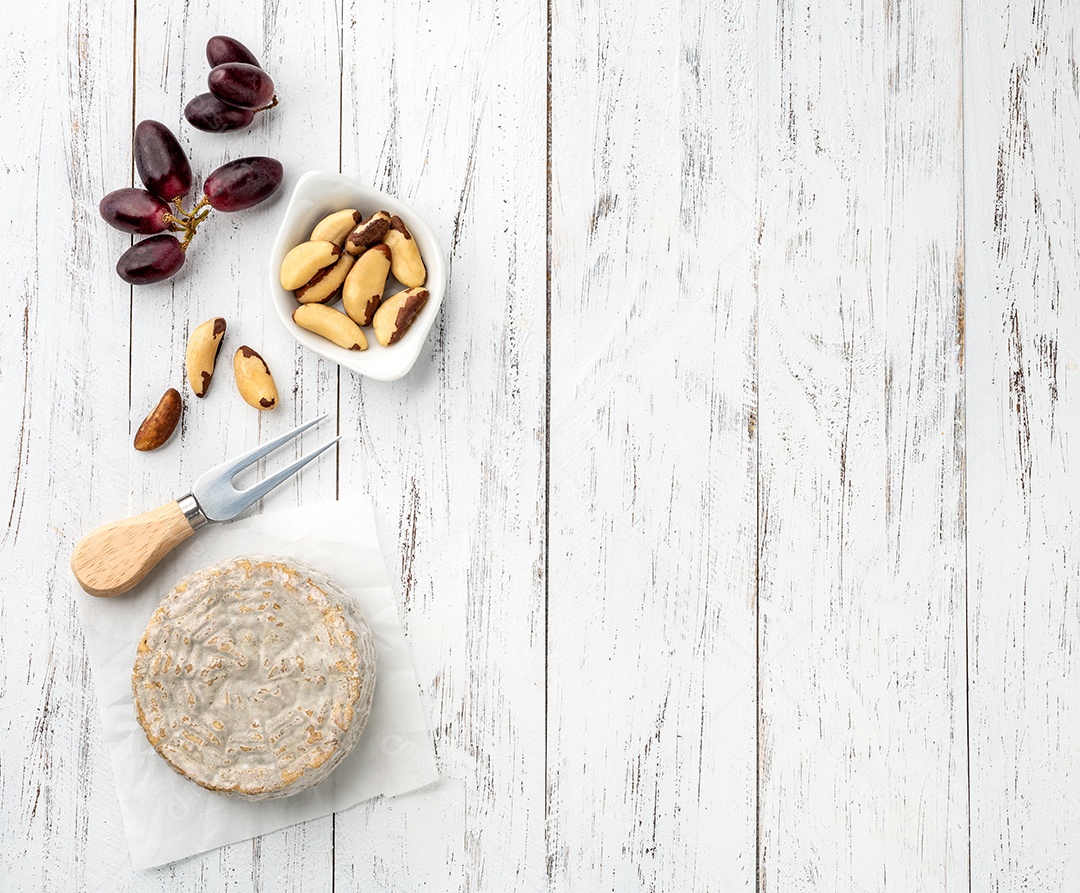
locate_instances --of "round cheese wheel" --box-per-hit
[132,555,376,800]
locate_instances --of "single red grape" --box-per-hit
[208,63,275,111]
[116,234,186,285]
[99,188,173,234]
[206,35,261,68]
[203,157,283,212]
[134,120,192,202]
[184,93,256,133]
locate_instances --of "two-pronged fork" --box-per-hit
[71,415,339,597]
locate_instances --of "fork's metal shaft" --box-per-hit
[177,493,209,530]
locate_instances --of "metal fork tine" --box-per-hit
[191,415,337,521]
[235,436,341,508]
[206,414,329,482]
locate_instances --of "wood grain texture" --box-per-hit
[756,1,967,889]
[6,0,1080,889]
[965,3,1080,890]
[547,1,758,889]
[334,0,548,889]
[0,2,136,890]
[70,500,195,597]
[120,2,342,889]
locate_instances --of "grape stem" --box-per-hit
[167,196,214,250]
[255,95,280,114]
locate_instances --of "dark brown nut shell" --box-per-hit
[344,210,391,255]
[134,388,182,451]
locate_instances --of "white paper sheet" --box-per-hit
[73,496,439,870]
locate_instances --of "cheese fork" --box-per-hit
[71,415,339,598]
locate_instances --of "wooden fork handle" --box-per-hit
[70,501,197,597]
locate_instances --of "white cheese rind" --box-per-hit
[132,555,376,800]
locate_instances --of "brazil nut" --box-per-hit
[134,388,182,451]
[295,252,354,304]
[383,215,426,287]
[310,209,361,247]
[279,240,340,290]
[372,286,429,346]
[185,316,226,398]
[342,243,391,326]
[293,303,368,351]
[344,210,391,256]
[233,346,278,410]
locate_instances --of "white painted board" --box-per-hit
[3,0,1080,890]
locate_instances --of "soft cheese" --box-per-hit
[132,555,376,800]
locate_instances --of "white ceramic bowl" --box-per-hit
[269,170,446,381]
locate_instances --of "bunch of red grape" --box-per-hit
[99,120,283,284]
[185,36,278,133]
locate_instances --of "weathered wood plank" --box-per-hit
[22,0,1080,889]
[117,0,342,887]
[965,3,1080,889]
[0,2,135,890]
[547,1,759,889]
[756,0,967,889]
[335,0,548,889]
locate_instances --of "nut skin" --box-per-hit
[295,252,354,304]
[372,287,429,346]
[383,216,427,287]
[279,240,341,290]
[344,210,391,256]
[310,209,361,247]
[342,243,391,326]
[233,346,278,410]
[185,317,227,398]
[293,304,368,351]
[134,388,182,451]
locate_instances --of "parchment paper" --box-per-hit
[73,496,439,870]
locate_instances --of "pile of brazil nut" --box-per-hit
[133,318,280,451]
[279,209,429,350]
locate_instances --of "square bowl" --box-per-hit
[269,170,446,381]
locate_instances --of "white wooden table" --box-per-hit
[2,0,1077,889]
